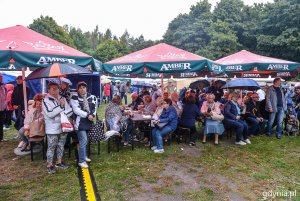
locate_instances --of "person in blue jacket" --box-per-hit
[223,92,251,146]
[151,98,178,153]
[180,95,201,146]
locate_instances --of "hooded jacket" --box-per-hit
[42,94,73,135]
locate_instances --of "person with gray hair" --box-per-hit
[128,92,143,110]
[265,77,286,139]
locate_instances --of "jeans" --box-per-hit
[267,107,284,137]
[124,119,132,143]
[18,127,29,144]
[223,119,248,142]
[152,126,173,150]
[247,117,268,135]
[4,110,12,127]
[76,130,88,163]
[120,92,127,105]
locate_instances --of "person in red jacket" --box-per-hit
[4,84,14,130]
[104,83,111,103]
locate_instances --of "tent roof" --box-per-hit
[216,50,296,65]
[106,43,209,64]
[0,25,90,57]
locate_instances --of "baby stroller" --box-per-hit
[284,105,298,136]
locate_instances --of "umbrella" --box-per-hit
[189,79,210,89]
[222,78,260,90]
[26,63,91,80]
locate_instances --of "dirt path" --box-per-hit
[128,146,250,201]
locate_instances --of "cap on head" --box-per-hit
[77,81,87,89]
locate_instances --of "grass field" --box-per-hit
[1,100,300,201]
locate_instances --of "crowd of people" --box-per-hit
[1,72,299,173]
[104,77,298,153]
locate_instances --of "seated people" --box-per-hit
[171,92,183,118]
[180,95,201,146]
[17,94,44,151]
[128,92,143,110]
[142,95,156,115]
[105,96,132,146]
[163,92,169,101]
[223,92,251,145]
[201,94,224,145]
[245,92,267,136]
[151,98,178,153]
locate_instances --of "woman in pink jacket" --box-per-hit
[4,84,14,129]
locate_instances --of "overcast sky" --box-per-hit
[0,0,272,40]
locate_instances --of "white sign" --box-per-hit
[160,63,191,71]
[37,57,76,65]
[111,65,133,72]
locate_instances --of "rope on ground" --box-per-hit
[78,166,101,201]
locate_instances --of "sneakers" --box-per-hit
[244,139,251,144]
[123,142,132,147]
[151,146,157,150]
[154,149,164,154]
[55,162,69,169]
[85,157,91,162]
[17,141,25,148]
[235,141,247,145]
[78,162,88,168]
[189,142,196,146]
[47,166,56,174]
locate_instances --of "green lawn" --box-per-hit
[1,101,300,200]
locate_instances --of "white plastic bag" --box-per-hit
[61,112,74,132]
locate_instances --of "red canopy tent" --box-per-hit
[216,50,299,78]
[0,25,101,116]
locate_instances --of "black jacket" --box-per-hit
[11,84,30,110]
[245,100,262,119]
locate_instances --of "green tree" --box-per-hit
[163,0,213,53]
[198,20,241,59]
[93,40,128,62]
[68,27,92,55]
[29,15,76,48]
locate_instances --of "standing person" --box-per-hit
[71,81,97,168]
[151,84,162,102]
[12,75,30,113]
[0,73,7,142]
[43,82,73,174]
[265,77,287,139]
[4,84,14,130]
[119,82,127,105]
[59,78,72,103]
[104,83,111,103]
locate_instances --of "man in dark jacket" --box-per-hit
[245,93,268,136]
[128,93,143,110]
[12,76,30,112]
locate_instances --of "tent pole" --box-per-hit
[22,67,28,118]
[161,74,164,92]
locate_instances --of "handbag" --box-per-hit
[29,118,45,138]
[155,122,168,129]
[211,111,224,121]
[88,114,105,143]
[61,112,74,132]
